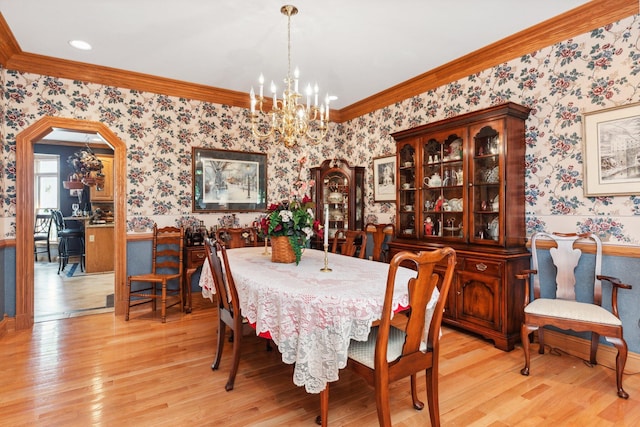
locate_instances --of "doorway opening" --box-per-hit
[33,142,116,322]
[15,117,127,330]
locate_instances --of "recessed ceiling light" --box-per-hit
[69,40,92,50]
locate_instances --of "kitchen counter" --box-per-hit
[85,224,114,273]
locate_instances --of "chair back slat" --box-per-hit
[151,225,184,277]
[365,223,395,261]
[332,230,367,259]
[531,231,602,304]
[205,239,231,312]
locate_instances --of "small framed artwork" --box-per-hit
[192,147,267,212]
[373,155,397,202]
[582,102,640,196]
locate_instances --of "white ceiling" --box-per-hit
[0,0,590,110]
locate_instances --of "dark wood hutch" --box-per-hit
[389,102,531,351]
[310,159,365,249]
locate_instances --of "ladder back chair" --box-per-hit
[331,230,367,259]
[126,225,184,323]
[319,247,457,427]
[517,232,632,399]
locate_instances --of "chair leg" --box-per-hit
[57,238,66,274]
[425,367,440,427]
[374,380,392,427]
[606,336,629,399]
[521,323,537,376]
[125,278,132,321]
[589,332,600,365]
[211,320,226,371]
[225,318,243,391]
[161,281,167,323]
[537,327,545,354]
[411,373,424,410]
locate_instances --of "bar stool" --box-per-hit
[51,210,85,274]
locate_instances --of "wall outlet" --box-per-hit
[89,234,95,242]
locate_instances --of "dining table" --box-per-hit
[199,246,439,394]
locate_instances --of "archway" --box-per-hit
[16,117,127,330]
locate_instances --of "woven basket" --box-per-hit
[270,236,297,264]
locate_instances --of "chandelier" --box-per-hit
[250,5,331,148]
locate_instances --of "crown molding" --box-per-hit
[0,0,637,123]
[339,0,639,121]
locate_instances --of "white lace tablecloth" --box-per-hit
[199,247,438,394]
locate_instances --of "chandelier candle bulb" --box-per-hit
[259,74,264,98]
[294,67,299,92]
[314,83,319,106]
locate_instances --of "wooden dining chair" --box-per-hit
[331,230,367,259]
[125,224,184,323]
[215,227,258,249]
[365,223,395,262]
[517,232,632,399]
[319,247,457,427]
[205,238,259,391]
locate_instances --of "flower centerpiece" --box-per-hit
[259,157,322,264]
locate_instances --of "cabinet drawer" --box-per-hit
[461,258,502,277]
[187,248,207,267]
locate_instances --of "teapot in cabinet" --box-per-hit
[423,173,442,187]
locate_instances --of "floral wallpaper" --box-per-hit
[1,14,640,245]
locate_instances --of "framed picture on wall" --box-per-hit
[582,102,640,196]
[192,147,267,212]
[373,155,397,202]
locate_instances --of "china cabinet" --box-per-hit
[389,102,531,351]
[310,159,365,249]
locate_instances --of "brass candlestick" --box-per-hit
[262,236,270,255]
[320,243,332,272]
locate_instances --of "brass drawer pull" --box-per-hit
[475,263,487,272]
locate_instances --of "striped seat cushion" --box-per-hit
[348,326,427,368]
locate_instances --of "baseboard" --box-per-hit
[0,314,15,338]
[542,330,640,374]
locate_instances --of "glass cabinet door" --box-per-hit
[323,170,349,238]
[421,131,465,240]
[470,123,501,243]
[398,143,416,237]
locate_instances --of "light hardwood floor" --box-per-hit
[1,295,639,426]
[34,258,114,322]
